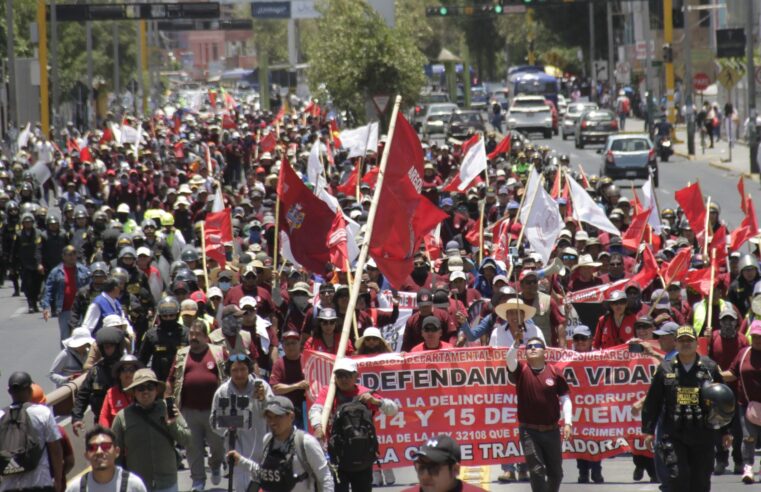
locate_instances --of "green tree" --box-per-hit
[304,0,427,121]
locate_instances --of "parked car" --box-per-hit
[506,95,553,139]
[574,109,619,148]
[556,94,568,116]
[599,134,658,186]
[470,86,489,110]
[410,92,451,130]
[446,110,486,140]
[421,103,458,137]
[561,102,598,140]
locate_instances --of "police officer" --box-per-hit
[70,207,94,262]
[3,200,21,296]
[138,296,188,381]
[41,215,69,275]
[14,212,44,312]
[642,326,734,491]
[69,261,109,331]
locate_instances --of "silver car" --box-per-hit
[561,102,597,140]
[598,134,659,187]
[421,103,458,137]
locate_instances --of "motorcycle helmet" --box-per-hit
[111,266,129,286]
[701,382,736,429]
[90,261,110,277]
[158,296,181,317]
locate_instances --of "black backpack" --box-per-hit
[0,404,45,476]
[328,400,378,472]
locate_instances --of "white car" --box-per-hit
[506,96,553,139]
[556,94,568,116]
[421,103,458,137]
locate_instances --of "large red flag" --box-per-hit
[683,267,712,297]
[550,168,562,199]
[369,113,448,288]
[327,212,350,270]
[329,119,342,148]
[567,247,658,303]
[277,159,336,273]
[487,133,511,160]
[659,246,692,285]
[622,208,651,251]
[675,182,706,235]
[204,209,233,269]
[362,167,380,189]
[730,196,759,251]
[273,106,286,124]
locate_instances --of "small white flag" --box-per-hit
[568,176,620,236]
[339,122,379,158]
[457,135,487,191]
[641,174,662,234]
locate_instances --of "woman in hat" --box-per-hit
[304,308,354,356]
[49,326,94,387]
[567,254,603,292]
[593,290,637,349]
[98,354,144,428]
[355,327,393,355]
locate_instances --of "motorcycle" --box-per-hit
[656,135,673,162]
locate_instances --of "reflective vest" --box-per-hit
[693,299,726,336]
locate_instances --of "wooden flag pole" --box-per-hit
[320,95,403,433]
[345,259,360,340]
[273,192,281,272]
[705,249,716,338]
[703,196,712,256]
[478,199,486,265]
[200,223,210,290]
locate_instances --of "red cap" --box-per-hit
[190,290,207,304]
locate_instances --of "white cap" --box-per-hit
[450,271,467,282]
[103,314,126,328]
[207,286,223,299]
[117,203,130,214]
[136,246,152,257]
[239,296,258,309]
[333,358,358,374]
[63,327,95,348]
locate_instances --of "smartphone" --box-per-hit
[629,343,644,353]
[165,396,177,418]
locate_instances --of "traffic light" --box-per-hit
[425,6,450,16]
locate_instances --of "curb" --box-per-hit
[708,160,760,181]
[674,150,694,160]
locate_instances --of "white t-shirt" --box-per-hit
[65,467,147,492]
[489,319,546,348]
[0,403,61,492]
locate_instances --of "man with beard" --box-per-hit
[138,296,189,381]
[400,254,435,293]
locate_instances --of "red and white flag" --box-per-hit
[204,209,233,269]
[454,134,487,191]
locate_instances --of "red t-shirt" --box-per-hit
[410,341,454,352]
[269,356,306,411]
[176,348,221,410]
[63,265,78,311]
[509,361,569,426]
[730,347,761,405]
[304,334,355,356]
[709,332,748,371]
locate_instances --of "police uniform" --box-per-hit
[138,321,189,381]
[642,327,730,492]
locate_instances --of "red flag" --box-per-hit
[550,168,562,199]
[369,113,448,288]
[208,90,217,109]
[675,182,707,235]
[304,101,321,117]
[79,146,92,163]
[327,212,350,270]
[423,229,442,261]
[66,138,79,153]
[577,165,591,189]
[709,225,728,262]
[631,246,659,288]
[487,133,511,160]
[336,163,359,196]
[277,158,336,273]
[204,209,233,269]
[568,246,658,303]
[260,132,277,153]
[222,113,236,129]
[464,217,481,246]
[329,120,342,148]
[739,176,747,214]
[223,91,237,111]
[442,173,483,192]
[99,127,113,145]
[273,106,286,124]
[362,167,379,189]
[660,246,692,285]
[731,196,759,251]
[622,208,651,251]
[631,188,644,215]
[173,141,185,159]
[683,267,712,297]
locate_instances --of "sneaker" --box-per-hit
[211,466,222,486]
[591,471,604,484]
[633,465,644,481]
[497,471,516,483]
[382,468,396,485]
[517,470,530,482]
[743,465,754,484]
[715,462,727,475]
[191,480,205,492]
[372,470,383,487]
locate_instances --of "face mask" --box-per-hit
[221,321,239,337]
[413,265,428,277]
[719,321,737,337]
[293,295,309,312]
[219,280,231,292]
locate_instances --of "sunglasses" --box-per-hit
[414,461,446,475]
[134,383,157,392]
[86,442,114,453]
[228,354,249,363]
[562,255,578,261]
[526,343,545,350]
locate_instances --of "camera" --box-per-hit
[215,394,250,429]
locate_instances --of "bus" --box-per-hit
[508,68,560,106]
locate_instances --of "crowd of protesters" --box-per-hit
[1,87,760,492]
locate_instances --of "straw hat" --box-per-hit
[571,254,602,271]
[356,327,392,352]
[494,298,537,321]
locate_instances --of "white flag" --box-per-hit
[17,123,31,149]
[339,122,379,158]
[457,135,487,191]
[641,174,662,234]
[307,140,328,190]
[520,169,563,263]
[212,186,225,213]
[568,176,620,236]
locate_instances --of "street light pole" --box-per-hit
[747,0,759,174]
[606,1,616,98]
[684,1,695,155]
[6,0,15,130]
[589,2,596,102]
[642,0,654,139]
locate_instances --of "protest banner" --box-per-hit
[303,346,656,468]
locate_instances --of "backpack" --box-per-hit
[620,98,630,114]
[0,404,45,476]
[328,399,378,472]
[80,470,131,492]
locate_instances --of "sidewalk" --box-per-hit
[670,124,757,180]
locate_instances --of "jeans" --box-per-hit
[182,407,225,483]
[519,426,563,492]
[715,405,742,467]
[57,310,72,345]
[739,404,761,466]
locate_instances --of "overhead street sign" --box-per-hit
[716,28,746,58]
[251,2,291,19]
[51,2,220,22]
[157,19,253,31]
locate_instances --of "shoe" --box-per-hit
[12,290,19,297]
[372,470,382,487]
[715,462,727,475]
[591,472,604,484]
[735,463,744,475]
[742,465,754,484]
[211,466,221,486]
[577,475,590,484]
[517,470,530,482]
[382,468,395,485]
[633,465,644,481]
[191,480,205,492]
[497,471,516,483]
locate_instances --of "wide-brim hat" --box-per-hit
[494,298,536,320]
[356,327,392,352]
[571,254,602,271]
[124,368,166,393]
[63,327,94,349]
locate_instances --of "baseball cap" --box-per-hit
[217,270,233,280]
[447,256,464,272]
[750,320,761,336]
[519,269,538,282]
[422,316,442,330]
[654,322,679,337]
[333,358,358,374]
[264,396,295,415]
[8,371,32,390]
[289,282,311,296]
[719,306,738,320]
[239,296,258,310]
[449,271,466,282]
[414,435,461,464]
[207,286,223,299]
[136,246,152,257]
[417,289,433,307]
[282,330,301,340]
[676,326,697,340]
[180,299,198,316]
[572,325,592,338]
